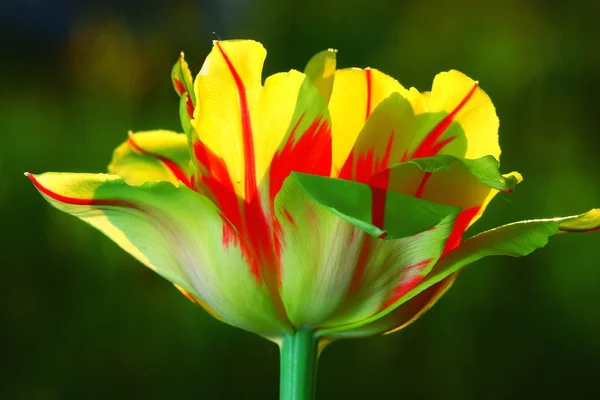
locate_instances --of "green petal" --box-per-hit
[425,209,600,284]
[179,92,195,138]
[27,172,290,336]
[377,154,522,230]
[171,52,195,103]
[291,172,460,239]
[303,49,337,103]
[172,52,196,140]
[275,172,459,327]
[378,154,521,210]
[559,209,600,232]
[388,154,521,192]
[108,130,192,187]
[319,209,600,337]
[322,277,454,338]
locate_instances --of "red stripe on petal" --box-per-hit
[221,213,261,280]
[215,42,257,200]
[379,133,394,170]
[370,155,392,235]
[173,77,186,96]
[371,185,387,231]
[412,83,478,159]
[443,206,480,255]
[401,150,409,162]
[348,237,372,294]
[355,148,375,183]
[269,115,332,203]
[194,141,242,231]
[338,151,354,180]
[221,213,239,247]
[370,184,388,238]
[242,198,273,279]
[415,172,432,198]
[365,68,372,120]
[380,259,432,309]
[354,134,395,233]
[270,111,331,281]
[27,174,138,208]
[341,132,394,184]
[128,134,192,188]
[283,209,295,226]
[428,135,455,155]
[185,92,195,118]
[196,140,274,281]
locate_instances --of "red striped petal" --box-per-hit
[127,133,192,188]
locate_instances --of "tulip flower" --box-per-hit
[28,40,599,399]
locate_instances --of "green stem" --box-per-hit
[279,328,319,400]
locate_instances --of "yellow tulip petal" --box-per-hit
[192,41,331,230]
[329,68,411,175]
[192,40,265,200]
[338,93,415,182]
[408,70,500,161]
[108,130,191,187]
[253,71,306,186]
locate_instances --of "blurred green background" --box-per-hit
[2,0,599,399]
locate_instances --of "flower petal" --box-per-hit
[108,130,191,187]
[192,40,266,200]
[372,155,522,242]
[408,70,500,161]
[329,68,413,174]
[274,172,459,327]
[171,52,195,105]
[338,93,415,182]
[27,172,291,336]
[191,41,331,239]
[303,48,337,103]
[320,214,457,328]
[322,277,455,338]
[263,72,332,208]
[288,172,459,239]
[319,209,600,337]
[179,92,195,137]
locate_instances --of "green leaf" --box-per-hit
[303,49,337,103]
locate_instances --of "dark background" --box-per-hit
[2,0,599,399]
